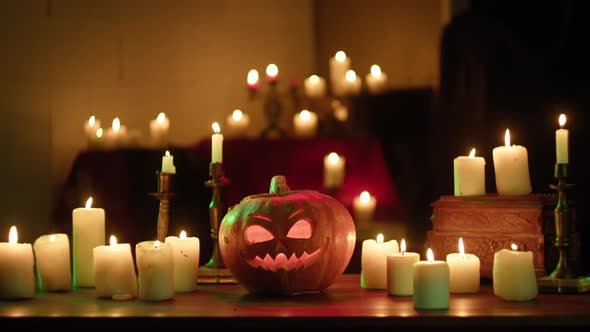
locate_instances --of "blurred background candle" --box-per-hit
[93,235,137,300]
[136,240,174,301]
[493,243,538,301]
[84,115,101,141]
[446,237,480,293]
[104,117,128,148]
[353,191,377,224]
[165,230,200,293]
[226,109,250,137]
[492,129,532,195]
[343,69,362,96]
[556,113,569,163]
[366,64,388,94]
[266,63,279,83]
[413,248,450,310]
[33,233,71,292]
[72,196,105,288]
[161,150,176,174]
[329,50,351,96]
[361,234,399,289]
[246,69,259,91]
[454,148,486,196]
[304,74,327,98]
[293,110,318,137]
[323,152,345,190]
[387,239,420,296]
[0,226,35,299]
[211,122,223,163]
[149,112,170,146]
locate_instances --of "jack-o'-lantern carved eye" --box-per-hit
[286,219,313,239]
[245,225,274,244]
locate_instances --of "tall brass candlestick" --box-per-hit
[150,171,175,242]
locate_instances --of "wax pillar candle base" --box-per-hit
[165,235,200,293]
[493,143,532,195]
[453,155,486,196]
[413,260,450,310]
[94,242,137,300]
[361,238,399,289]
[33,234,72,292]
[387,252,420,296]
[446,253,480,293]
[136,241,175,301]
[493,249,538,301]
[72,205,105,288]
[0,241,35,299]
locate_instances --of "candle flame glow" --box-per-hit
[85,197,93,209]
[180,230,187,239]
[335,51,346,61]
[266,64,278,77]
[212,122,220,134]
[504,129,511,147]
[165,150,170,157]
[299,110,311,121]
[376,233,384,244]
[49,234,56,242]
[401,238,406,254]
[345,70,357,82]
[110,235,117,246]
[88,115,96,127]
[154,240,161,249]
[559,114,566,128]
[459,237,465,257]
[360,191,371,204]
[370,64,382,78]
[327,152,340,164]
[427,248,434,262]
[247,69,259,85]
[309,75,320,84]
[8,226,17,244]
[511,243,518,250]
[469,148,476,158]
[112,117,121,132]
[232,109,243,121]
[96,128,103,138]
[156,112,166,124]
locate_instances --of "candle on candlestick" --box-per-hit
[361,234,399,289]
[303,75,327,98]
[386,239,420,296]
[72,197,105,288]
[413,248,450,310]
[323,152,345,189]
[266,64,279,84]
[366,64,388,94]
[247,69,260,91]
[211,122,223,163]
[161,150,176,174]
[226,109,250,137]
[136,240,175,301]
[93,235,138,300]
[329,50,351,96]
[0,226,35,299]
[493,243,538,301]
[343,69,362,96]
[454,148,486,196]
[165,230,200,293]
[446,237,480,293]
[33,233,71,292]
[353,191,377,224]
[556,114,569,164]
[492,129,532,195]
[293,110,318,137]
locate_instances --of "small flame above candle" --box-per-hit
[85,197,93,209]
[110,235,117,246]
[96,128,103,138]
[401,238,406,255]
[232,109,243,121]
[328,152,340,164]
[370,64,382,78]
[112,117,121,132]
[212,122,220,134]
[504,129,511,147]
[49,234,56,242]
[165,150,171,157]
[156,112,166,124]
[309,75,320,84]
[360,191,371,204]
[154,240,161,250]
[427,248,434,262]
[511,243,518,250]
[88,115,96,127]
[459,237,465,258]
[266,64,278,78]
[299,110,311,121]
[376,233,384,244]
[8,226,17,244]
[469,148,476,158]
[247,69,259,86]
[335,51,347,62]
[180,230,187,239]
[345,70,357,82]
[559,114,566,129]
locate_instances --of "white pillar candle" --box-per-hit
[323,152,345,189]
[492,129,532,195]
[165,230,200,293]
[266,63,279,84]
[413,248,450,310]
[353,191,377,223]
[33,233,71,292]
[161,150,176,174]
[72,197,105,288]
[136,240,174,301]
[226,109,250,137]
[342,69,362,96]
[556,114,569,164]
[303,75,327,98]
[0,226,35,299]
[93,235,138,300]
[104,117,128,148]
[386,239,420,296]
[454,148,486,196]
[493,243,538,301]
[211,122,223,163]
[84,115,101,140]
[149,112,170,145]
[329,51,351,96]
[293,110,318,137]
[361,234,399,289]
[365,64,388,94]
[446,237,480,293]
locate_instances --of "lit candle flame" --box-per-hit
[335,51,346,62]
[156,112,166,124]
[165,150,171,157]
[376,233,384,244]
[327,152,340,164]
[299,110,311,121]
[360,191,371,204]
[345,70,357,82]
[49,234,56,242]
[370,64,382,78]
[110,235,117,246]
[112,117,121,132]
[309,75,320,84]
[266,64,278,77]
[504,129,511,147]
[180,230,187,239]
[247,69,259,86]
[88,116,96,127]
[8,226,17,244]
[401,238,406,255]
[559,114,566,129]
[469,148,476,158]
[232,109,243,121]
[96,128,103,138]
[154,240,161,249]
[427,248,434,262]
[85,197,93,209]
[459,237,465,258]
[212,122,220,134]
[511,243,518,251]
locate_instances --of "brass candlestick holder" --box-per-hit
[260,80,288,138]
[150,171,175,242]
[537,163,590,293]
[198,162,237,284]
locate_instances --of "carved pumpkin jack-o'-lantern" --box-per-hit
[219,175,356,295]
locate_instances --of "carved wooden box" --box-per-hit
[427,194,579,279]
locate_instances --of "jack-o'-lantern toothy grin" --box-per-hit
[245,242,327,272]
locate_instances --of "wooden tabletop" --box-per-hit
[1,274,590,330]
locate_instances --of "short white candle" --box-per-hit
[343,69,362,96]
[492,129,532,195]
[0,226,35,299]
[323,152,345,189]
[165,230,200,293]
[293,110,318,137]
[266,63,279,83]
[493,243,538,301]
[329,51,351,96]
[556,114,569,164]
[72,197,105,288]
[366,64,388,94]
[226,109,250,137]
[446,237,480,293]
[246,69,260,91]
[84,115,101,140]
[361,234,399,289]
[413,248,450,310]
[136,240,174,301]
[93,235,138,300]
[386,239,420,296]
[33,233,71,292]
[304,75,327,98]
[149,112,170,145]
[211,122,223,163]
[353,191,377,223]
[454,148,486,196]
[161,150,176,174]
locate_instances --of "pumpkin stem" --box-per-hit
[269,175,290,193]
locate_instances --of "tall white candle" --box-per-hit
[446,237,480,293]
[72,197,105,288]
[293,110,318,137]
[33,233,71,292]
[165,230,200,293]
[361,234,399,289]
[386,239,420,296]
[93,235,138,300]
[304,75,327,98]
[454,148,486,196]
[211,122,223,163]
[353,191,377,224]
[149,112,170,145]
[492,129,532,195]
[329,51,351,96]
[556,114,569,164]
[413,248,450,310]
[493,243,538,301]
[161,150,176,174]
[323,152,345,189]
[366,64,388,94]
[136,240,174,301]
[226,109,250,137]
[343,69,362,96]
[0,226,35,299]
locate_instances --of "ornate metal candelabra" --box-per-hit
[150,171,175,242]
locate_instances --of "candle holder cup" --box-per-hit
[150,171,175,243]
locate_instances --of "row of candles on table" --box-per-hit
[83,113,171,148]
[362,235,538,309]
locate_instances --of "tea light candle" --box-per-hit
[226,109,250,137]
[72,197,105,288]
[454,148,486,196]
[165,230,200,293]
[361,234,399,289]
[446,237,480,293]
[136,240,174,301]
[303,75,327,98]
[329,51,351,96]
[353,191,377,223]
[0,226,35,299]
[93,235,138,300]
[413,248,450,310]
[266,64,279,83]
[556,114,568,163]
[247,69,260,91]
[211,122,223,163]
[149,112,170,144]
[493,243,538,301]
[161,150,176,174]
[386,239,420,296]
[492,129,532,195]
[33,233,71,292]
[366,64,388,94]
[84,115,101,140]
[323,152,345,189]
[293,110,318,137]
[343,69,362,96]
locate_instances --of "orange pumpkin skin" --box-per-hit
[219,176,356,295]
